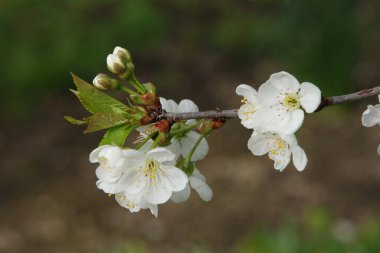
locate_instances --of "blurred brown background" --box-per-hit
[1,0,380,252]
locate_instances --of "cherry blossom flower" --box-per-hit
[90,145,127,194]
[258,71,321,135]
[171,168,213,203]
[247,131,308,172]
[118,147,188,205]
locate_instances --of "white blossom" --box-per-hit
[171,169,213,203]
[362,95,380,155]
[89,145,127,194]
[118,147,188,205]
[258,71,321,135]
[247,131,308,172]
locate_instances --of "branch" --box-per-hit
[162,86,380,120]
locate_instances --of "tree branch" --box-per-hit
[161,86,380,120]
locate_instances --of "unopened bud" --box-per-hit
[93,74,118,90]
[113,46,132,61]
[107,54,126,74]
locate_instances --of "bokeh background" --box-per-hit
[1,0,380,252]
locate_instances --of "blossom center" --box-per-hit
[143,159,159,179]
[282,94,300,111]
[269,139,287,156]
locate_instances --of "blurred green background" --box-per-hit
[1,0,380,253]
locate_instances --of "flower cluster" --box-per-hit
[89,96,213,217]
[236,72,321,171]
[362,95,380,155]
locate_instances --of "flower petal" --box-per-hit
[238,103,263,129]
[258,81,282,105]
[362,104,380,127]
[144,177,172,205]
[247,132,271,156]
[178,99,199,113]
[377,144,380,156]
[147,147,176,163]
[268,71,301,94]
[278,109,304,135]
[160,165,188,192]
[292,145,308,171]
[120,169,147,195]
[236,84,260,104]
[189,176,213,202]
[159,97,179,113]
[171,183,191,203]
[89,145,109,163]
[180,131,209,161]
[299,82,321,113]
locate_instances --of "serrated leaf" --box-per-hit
[99,124,136,147]
[85,111,131,133]
[64,116,88,125]
[71,73,130,114]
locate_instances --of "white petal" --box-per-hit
[159,97,179,113]
[292,146,308,171]
[115,192,141,213]
[147,147,176,163]
[247,132,271,156]
[121,170,147,195]
[89,145,110,163]
[180,131,209,161]
[178,99,199,113]
[170,183,191,203]
[236,84,260,104]
[160,165,188,192]
[298,82,321,113]
[273,156,291,172]
[189,176,213,202]
[162,138,182,161]
[362,105,380,127]
[268,71,301,94]
[278,109,304,135]
[238,103,262,129]
[144,177,172,205]
[148,204,158,217]
[258,81,282,105]
[281,134,298,147]
[192,168,206,182]
[377,144,380,156]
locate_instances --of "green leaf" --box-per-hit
[70,73,130,114]
[99,124,136,147]
[64,116,88,125]
[85,111,131,133]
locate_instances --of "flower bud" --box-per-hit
[107,54,126,74]
[113,46,132,62]
[93,73,118,90]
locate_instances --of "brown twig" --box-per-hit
[161,86,380,120]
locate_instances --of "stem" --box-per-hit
[170,124,197,136]
[119,85,139,95]
[184,133,206,163]
[129,74,147,94]
[161,86,380,120]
